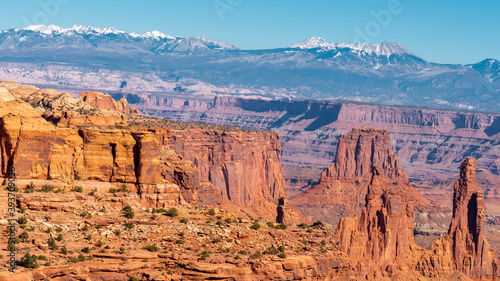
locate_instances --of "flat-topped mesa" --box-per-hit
[320,127,408,184]
[336,166,417,278]
[79,91,139,114]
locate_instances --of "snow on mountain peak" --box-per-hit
[291,37,331,49]
[291,37,413,56]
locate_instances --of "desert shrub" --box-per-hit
[47,237,58,250]
[250,221,261,230]
[312,220,324,229]
[60,246,68,255]
[19,252,39,269]
[249,251,261,259]
[17,217,27,225]
[276,223,287,230]
[41,185,54,192]
[124,222,134,229]
[180,217,189,224]
[165,207,179,217]
[225,218,232,224]
[297,223,309,229]
[264,246,279,255]
[122,206,134,219]
[208,208,216,216]
[73,186,83,193]
[82,247,90,253]
[109,188,117,194]
[19,231,29,242]
[145,244,159,252]
[25,182,35,193]
[119,184,129,193]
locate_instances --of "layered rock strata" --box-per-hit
[0,82,303,222]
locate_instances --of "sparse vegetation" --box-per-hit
[145,244,159,252]
[250,221,261,230]
[166,207,179,217]
[122,206,134,219]
[19,252,40,269]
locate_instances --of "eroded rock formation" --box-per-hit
[336,166,418,278]
[79,90,139,114]
[168,129,308,223]
[290,127,434,227]
[336,159,498,280]
[0,82,304,223]
[417,159,499,279]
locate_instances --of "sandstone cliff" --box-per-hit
[168,129,307,223]
[0,82,303,223]
[79,90,139,114]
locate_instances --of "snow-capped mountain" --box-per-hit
[0,25,238,54]
[469,59,500,85]
[0,25,499,112]
[290,37,413,57]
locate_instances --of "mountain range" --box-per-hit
[0,25,499,112]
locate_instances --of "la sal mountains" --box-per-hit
[0,25,499,112]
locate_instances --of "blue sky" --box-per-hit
[0,0,498,64]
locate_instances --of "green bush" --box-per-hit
[47,237,58,250]
[60,246,68,255]
[19,231,29,242]
[82,247,90,253]
[17,216,27,225]
[267,221,275,228]
[124,222,134,229]
[297,223,309,229]
[264,246,279,255]
[119,184,129,193]
[276,223,287,230]
[208,208,216,216]
[225,218,232,224]
[19,252,39,269]
[279,245,285,252]
[250,221,261,230]
[176,239,185,244]
[56,227,63,233]
[180,217,189,224]
[278,252,287,258]
[249,251,261,259]
[25,182,35,193]
[73,186,83,193]
[41,185,54,192]
[239,250,247,255]
[145,244,159,252]
[109,188,117,193]
[122,206,134,219]
[56,234,64,241]
[165,207,179,217]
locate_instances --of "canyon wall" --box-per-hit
[0,82,302,222]
[135,96,500,173]
[134,96,500,214]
